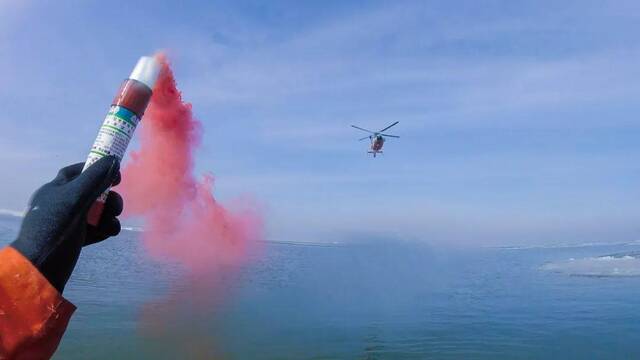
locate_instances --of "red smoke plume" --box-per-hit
[117,54,262,356]
[120,54,262,272]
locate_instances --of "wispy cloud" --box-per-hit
[175,1,640,136]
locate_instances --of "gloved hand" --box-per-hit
[10,155,123,293]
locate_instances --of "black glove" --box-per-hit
[10,156,123,293]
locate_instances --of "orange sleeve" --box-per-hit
[0,246,76,359]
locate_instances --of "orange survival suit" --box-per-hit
[0,156,122,359]
[0,247,75,359]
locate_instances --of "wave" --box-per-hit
[265,239,342,247]
[493,240,640,251]
[541,252,640,277]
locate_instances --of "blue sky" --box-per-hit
[1,0,640,245]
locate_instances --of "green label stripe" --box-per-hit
[102,124,131,138]
[90,150,108,157]
[111,114,137,127]
[108,106,138,127]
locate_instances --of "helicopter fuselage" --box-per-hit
[367,135,385,157]
[371,135,384,151]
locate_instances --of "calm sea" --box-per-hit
[1,214,640,359]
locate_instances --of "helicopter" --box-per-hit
[351,121,400,157]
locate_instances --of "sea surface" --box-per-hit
[2,214,640,359]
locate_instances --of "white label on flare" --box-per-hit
[83,105,139,202]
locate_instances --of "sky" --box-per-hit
[1,0,640,246]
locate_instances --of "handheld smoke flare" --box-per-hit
[83,56,161,226]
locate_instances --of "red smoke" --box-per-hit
[117,54,262,355]
[119,54,262,273]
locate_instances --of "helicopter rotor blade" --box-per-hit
[380,133,399,138]
[351,125,376,134]
[359,136,371,141]
[378,121,399,133]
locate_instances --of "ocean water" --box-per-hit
[2,214,640,359]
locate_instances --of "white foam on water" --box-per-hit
[494,240,640,250]
[541,254,640,277]
[121,226,144,232]
[1,209,146,233]
[0,208,25,218]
